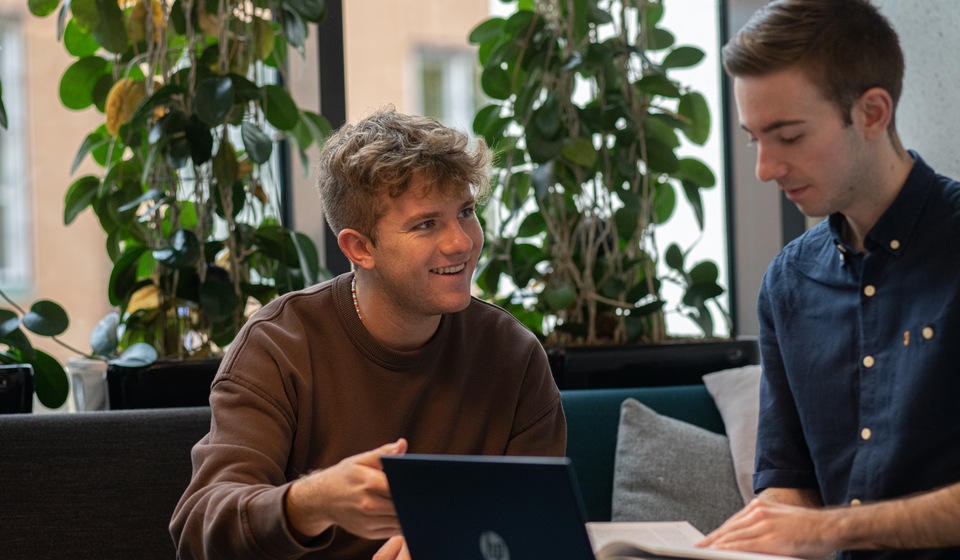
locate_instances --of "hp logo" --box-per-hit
[479,530,510,560]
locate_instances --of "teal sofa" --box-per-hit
[0,384,721,559]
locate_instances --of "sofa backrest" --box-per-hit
[0,407,212,560]
[561,384,725,523]
[0,385,722,558]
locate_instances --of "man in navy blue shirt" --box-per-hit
[698,1,960,558]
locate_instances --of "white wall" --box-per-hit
[873,1,960,179]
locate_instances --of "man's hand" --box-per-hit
[285,438,408,541]
[374,536,412,560]
[697,498,839,559]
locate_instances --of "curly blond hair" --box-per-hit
[317,109,492,243]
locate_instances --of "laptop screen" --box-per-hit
[382,454,596,560]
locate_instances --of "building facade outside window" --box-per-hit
[416,47,485,135]
[0,18,31,294]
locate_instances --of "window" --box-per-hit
[0,19,30,293]
[415,47,485,133]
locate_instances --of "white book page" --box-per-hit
[586,521,704,550]
[586,522,803,560]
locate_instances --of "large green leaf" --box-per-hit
[64,175,101,225]
[0,309,20,339]
[469,17,505,45]
[662,46,705,70]
[263,84,300,131]
[241,121,273,165]
[290,232,322,285]
[675,157,716,189]
[199,277,240,321]
[652,181,676,224]
[284,0,325,23]
[281,6,307,48]
[70,0,99,32]
[32,350,69,409]
[561,136,598,168]
[298,110,332,149]
[185,115,214,166]
[110,343,158,367]
[92,0,129,53]
[28,0,60,17]
[64,18,100,56]
[90,312,119,356]
[196,76,235,126]
[153,228,201,269]
[22,300,70,337]
[71,129,110,173]
[108,245,147,306]
[665,243,684,272]
[212,141,239,192]
[59,56,110,110]
[678,91,711,145]
[480,66,512,101]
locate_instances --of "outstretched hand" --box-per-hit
[286,438,408,541]
[697,499,838,559]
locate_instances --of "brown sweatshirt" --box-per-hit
[170,273,567,560]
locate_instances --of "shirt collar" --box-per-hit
[828,151,936,257]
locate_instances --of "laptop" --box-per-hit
[381,454,596,560]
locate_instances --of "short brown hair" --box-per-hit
[722,0,903,130]
[317,109,492,243]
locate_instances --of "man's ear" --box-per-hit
[338,229,376,270]
[855,87,894,141]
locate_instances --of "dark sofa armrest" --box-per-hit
[561,385,724,522]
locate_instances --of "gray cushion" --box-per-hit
[703,365,762,506]
[612,398,743,534]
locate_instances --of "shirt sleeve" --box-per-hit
[753,271,820,494]
[504,342,567,458]
[169,360,332,560]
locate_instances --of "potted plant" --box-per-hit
[469,0,756,388]
[0,290,71,412]
[27,0,332,405]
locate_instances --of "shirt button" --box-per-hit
[923,327,934,340]
[890,239,901,250]
[850,499,862,506]
[861,428,872,440]
[863,285,876,297]
[863,355,875,368]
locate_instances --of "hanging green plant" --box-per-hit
[30,0,334,361]
[471,0,727,346]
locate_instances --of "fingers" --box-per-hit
[373,536,410,560]
[357,438,409,470]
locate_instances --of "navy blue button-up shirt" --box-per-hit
[754,153,960,559]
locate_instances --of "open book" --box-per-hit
[587,522,803,560]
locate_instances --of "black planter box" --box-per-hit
[0,364,33,413]
[547,338,759,390]
[107,358,222,409]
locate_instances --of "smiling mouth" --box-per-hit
[431,263,466,275]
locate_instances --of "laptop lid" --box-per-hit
[382,454,596,560]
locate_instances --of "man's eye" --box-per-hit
[415,220,434,230]
[781,135,802,144]
[459,207,475,218]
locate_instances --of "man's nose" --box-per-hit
[755,143,787,183]
[441,222,473,254]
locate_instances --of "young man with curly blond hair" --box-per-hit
[171,110,566,560]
